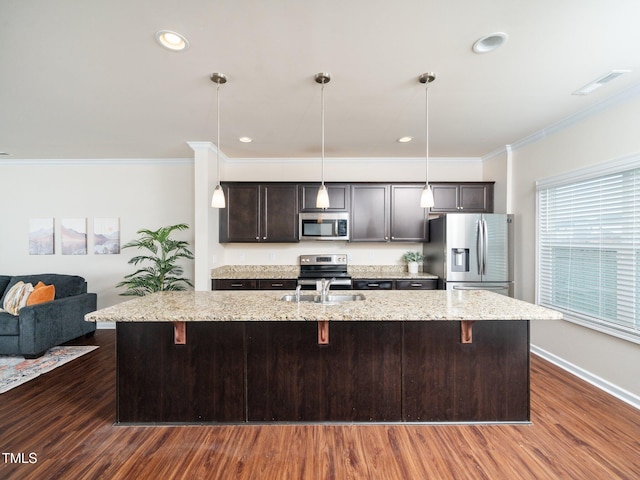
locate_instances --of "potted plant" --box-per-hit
[402,251,424,274]
[117,223,194,296]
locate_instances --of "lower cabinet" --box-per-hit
[353,279,438,290]
[212,279,297,290]
[117,320,529,423]
[247,321,402,422]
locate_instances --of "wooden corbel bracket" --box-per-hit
[318,320,329,345]
[173,321,186,345]
[461,320,476,344]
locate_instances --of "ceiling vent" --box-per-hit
[572,69,631,95]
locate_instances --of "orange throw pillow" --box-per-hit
[26,282,56,306]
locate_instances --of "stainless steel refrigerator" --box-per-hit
[423,214,514,296]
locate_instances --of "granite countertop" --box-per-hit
[211,265,438,280]
[86,290,562,323]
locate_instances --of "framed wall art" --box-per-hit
[61,218,87,255]
[93,217,120,254]
[28,218,55,255]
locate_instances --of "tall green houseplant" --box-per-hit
[117,223,194,296]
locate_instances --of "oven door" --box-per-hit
[297,278,353,291]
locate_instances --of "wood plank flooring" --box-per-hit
[1,329,639,479]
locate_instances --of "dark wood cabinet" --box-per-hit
[353,279,438,290]
[430,182,494,213]
[350,184,390,241]
[117,319,529,423]
[299,183,350,212]
[351,184,429,242]
[212,279,296,290]
[390,184,429,241]
[258,279,297,290]
[352,280,394,290]
[246,321,403,422]
[395,279,438,290]
[218,181,494,243]
[219,183,299,242]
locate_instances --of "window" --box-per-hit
[537,155,640,343]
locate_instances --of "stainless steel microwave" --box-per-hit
[299,212,349,241]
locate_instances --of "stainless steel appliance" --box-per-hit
[297,254,352,290]
[424,214,514,296]
[299,212,349,241]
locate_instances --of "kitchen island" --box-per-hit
[86,290,561,425]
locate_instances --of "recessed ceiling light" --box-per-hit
[397,136,413,143]
[238,136,253,143]
[472,32,508,54]
[572,69,632,95]
[155,30,189,52]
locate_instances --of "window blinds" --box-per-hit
[537,158,640,340]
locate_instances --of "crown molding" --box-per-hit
[482,81,640,162]
[0,158,192,166]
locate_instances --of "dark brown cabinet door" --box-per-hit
[395,279,437,290]
[246,321,402,422]
[430,182,494,213]
[262,184,298,242]
[431,184,459,212]
[219,183,298,243]
[390,184,429,241]
[459,184,494,212]
[219,184,260,242]
[350,184,389,241]
[299,184,350,212]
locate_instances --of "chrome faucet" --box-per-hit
[295,284,302,303]
[317,278,335,303]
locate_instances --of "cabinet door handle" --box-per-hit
[271,283,283,287]
[231,283,244,288]
[410,283,423,287]
[367,283,380,288]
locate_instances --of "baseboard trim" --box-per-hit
[531,344,640,410]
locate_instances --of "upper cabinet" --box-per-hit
[219,183,299,243]
[299,184,350,212]
[350,184,429,242]
[350,184,390,242]
[218,181,494,243]
[430,182,494,213]
[390,184,429,241]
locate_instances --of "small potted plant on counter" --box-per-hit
[402,251,424,274]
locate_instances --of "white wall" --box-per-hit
[511,91,640,400]
[0,159,194,314]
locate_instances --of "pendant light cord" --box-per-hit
[321,80,325,186]
[425,83,430,187]
[216,82,221,186]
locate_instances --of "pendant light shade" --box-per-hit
[210,72,227,209]
[315,72,331,209]
[419,72,436,208]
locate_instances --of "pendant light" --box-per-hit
[315,72,331,209]
[419,72,436,208]
[210,72,227,208]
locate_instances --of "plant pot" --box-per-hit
[407,262,419,274]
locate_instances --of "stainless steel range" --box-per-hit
[297,254,352,290]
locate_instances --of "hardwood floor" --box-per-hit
[1,329,639,479]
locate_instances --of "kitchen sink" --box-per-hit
[280,293,366,304]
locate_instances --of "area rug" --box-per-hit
[0,345,98,394]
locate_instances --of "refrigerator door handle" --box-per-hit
[476,220,483,275]
[482,219,488,275]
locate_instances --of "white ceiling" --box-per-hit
[2,0,640,160]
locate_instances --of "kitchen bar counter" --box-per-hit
[90,290,561,425]
[85,289,561,323]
